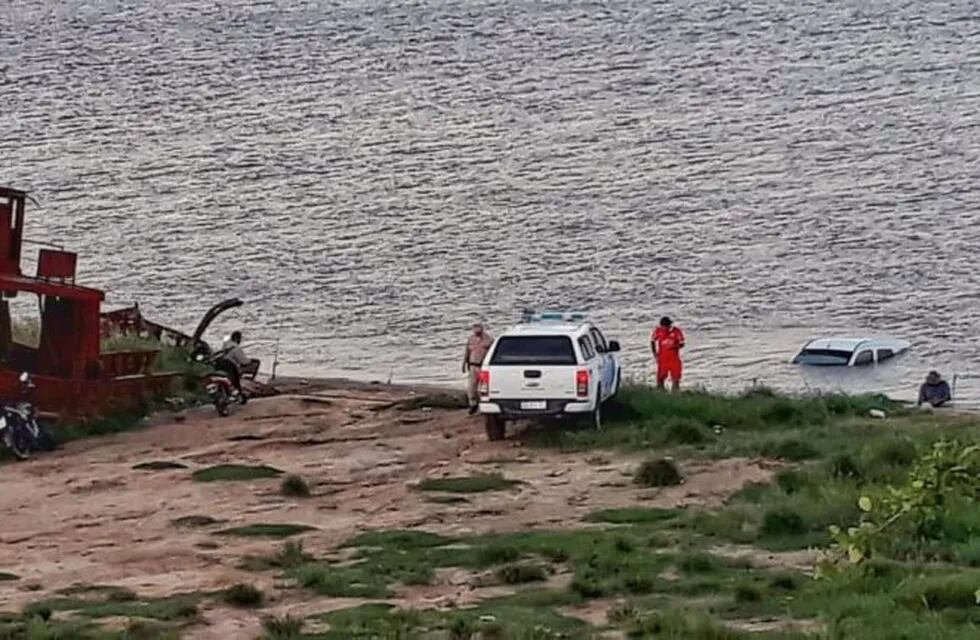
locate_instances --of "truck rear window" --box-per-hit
[489,336,577,365]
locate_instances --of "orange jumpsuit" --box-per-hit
[652,325,685,384]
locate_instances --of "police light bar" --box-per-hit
[521,309,588,323]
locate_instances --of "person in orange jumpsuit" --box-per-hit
[651,316,685,391]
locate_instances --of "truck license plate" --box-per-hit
[521,401,547,410]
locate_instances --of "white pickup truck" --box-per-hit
[477,313,622,441]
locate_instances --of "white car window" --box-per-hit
[590,328,608,353]
[578,336,596,361]
[853,350,874,366]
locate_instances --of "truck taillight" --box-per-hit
[576,369,589,397]
[477,370,490,397]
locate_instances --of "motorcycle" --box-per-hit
[193,346,247,418]
[188,300,260,417]
[0,373,56,460]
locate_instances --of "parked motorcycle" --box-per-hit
[0,373,56,460]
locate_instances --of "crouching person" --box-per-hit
[917,370,951,408]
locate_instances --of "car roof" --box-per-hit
[501,322,592,337]
[802,337,910,353]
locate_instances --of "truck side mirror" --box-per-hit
[608,341,621,352]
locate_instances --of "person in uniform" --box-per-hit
[651,316,685,391]
[463,322,493,414]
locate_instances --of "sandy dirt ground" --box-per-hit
[0,382,777,638]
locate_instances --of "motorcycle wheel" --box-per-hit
[35,422,57,452]
[215,389,230,417]
[5,427,30,460]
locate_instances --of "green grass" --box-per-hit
[585,507,680,525]
[528,385,896,452]
[261,614,304,639]
[191,464,283,482]
[132,461,187,471]
[216,523,315,538]
[495,563,549,585]
[417,474,521,493]
[171,515,222,528]
[24,592,200,622]
[342,529,454,550]
[315,600,588,640]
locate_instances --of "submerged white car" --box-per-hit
[791,337,910,367]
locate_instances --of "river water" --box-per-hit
[3,0,980,402]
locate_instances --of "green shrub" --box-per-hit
[624,574,656,594]
[634,458,682,487]
[261,614,303,639]
[869,437,918,468]
[627,609,746,639]
[586,507,679,525]
[761,439,819,461]
[898,574,980,610]
[830,454,863,480]
[260,540,312,570]
[280,475,311,498]
[734,582,763,603]
[496,563,548,585]
[478,545,521,566]
[761,507,807,537]
[677,553,720,574]
[448,615,477,640]
[775,470,808,494]
[223,583,264,608]
[769,573,800,591]
[662,419,710,445]
[570,576,605,598]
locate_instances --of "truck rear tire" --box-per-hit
[485,416,506,441]
[591,386,603,431]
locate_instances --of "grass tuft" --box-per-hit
[192,464,283,482]
[662,418,712,445]
[495,563,549,585]
[418,474,520,493]
[829,454,863,480]
[761,507,807,537]
[132,460,187,471]
[344,529,454,550]
[634,458,682,487]
[761,438,820,461]
[677,552,721,574]
[734,582,764,603]
[280,474,311,498]
[261,614,304,639]
[217,523,315,538]
[585,507,679,525]
[223,583,264,608]
[172,515,221,528]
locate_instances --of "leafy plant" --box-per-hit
[824,440,980,568]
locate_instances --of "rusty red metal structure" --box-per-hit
[0,187,179,418]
